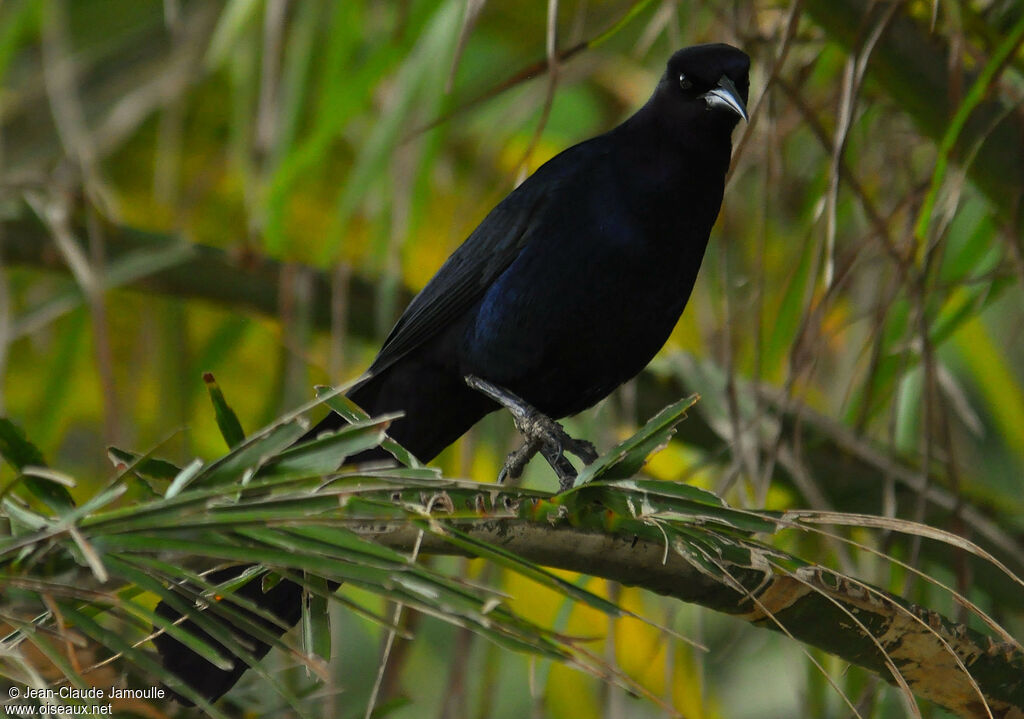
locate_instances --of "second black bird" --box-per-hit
[156,42,750,704]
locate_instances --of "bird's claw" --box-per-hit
[465,375,597,491]
[497,438,541,485]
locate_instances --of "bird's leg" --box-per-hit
[465,375,598,491]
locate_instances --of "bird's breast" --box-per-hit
[459,217,703,417]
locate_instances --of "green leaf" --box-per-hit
[258,417,393,478]
[205,0,261,69]
[316,385,422,467]
[953,317,1024,467]
[165,458,204,499]
[204,372,246,449]
[57,603,231,717]
[321,1,461,264]
[194,421,306,488]
[431,523,625,616]
[0,0,42,85]
[302,574,332,660]
[107,446,183,481]
[913,9,1024,246]
[573,395,699,485]
[2,615,91,693]
[0,418,74,513]
[765,228,815,374]
[0,417,48,471]
[121,555,295,633]
[102,556,237,671]
[592,479,781,535]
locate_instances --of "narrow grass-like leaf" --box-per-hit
[259,417,393,478]
[589,479,781,534]
[195,421,306,487]
[235,527,512,617]
[2,614,90,692]
[765,228,816,374]
[237,526,418,572]
[589,0,657,47]
[951,317,1024,466]
[428,523,625,616]
[161,529,569,659]
[54,484,127,528]
[165,458,207,499]
[261,0,320,255]
[913,10,1024,245]
[321,1,461,264]
[107,446,183,481]
[786,510,1024,590]
[99,532,424,599]
[319,466,443,487]
[0,498,50,535]
[109,557,330,699]
[0,0,42,83]
[203,372,246,449]
[302,574,331,660]
[20,466,76,488]
[275,569,413,638]
[667,524,760,583]
[57,602,230,718]
[573,395,698,485]
[68,526,108,582]
[118,554,295,633]
[0,419,74,512]
[82,474,344,534]
[205,0,260,69]
[316,385,421,467]
[101,556,236,671]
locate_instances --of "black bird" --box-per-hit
[155,43,749,704]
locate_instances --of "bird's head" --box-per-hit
[651,43,750,136]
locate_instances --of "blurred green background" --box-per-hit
[1,0,1022,716]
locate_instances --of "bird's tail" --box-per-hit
[152,567,310,705]
[153,382,388,705]
[153,364,494,703]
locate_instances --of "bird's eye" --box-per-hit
[679,74,693,90]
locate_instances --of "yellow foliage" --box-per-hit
[502,571,725,717]
[643,442,716,490]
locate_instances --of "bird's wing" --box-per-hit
[366,144,595,376]
[367,182,547,375]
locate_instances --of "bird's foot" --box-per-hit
[465,375,597,491]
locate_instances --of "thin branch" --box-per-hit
[343,519,1024,718]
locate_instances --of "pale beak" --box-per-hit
[699,75,748,121]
